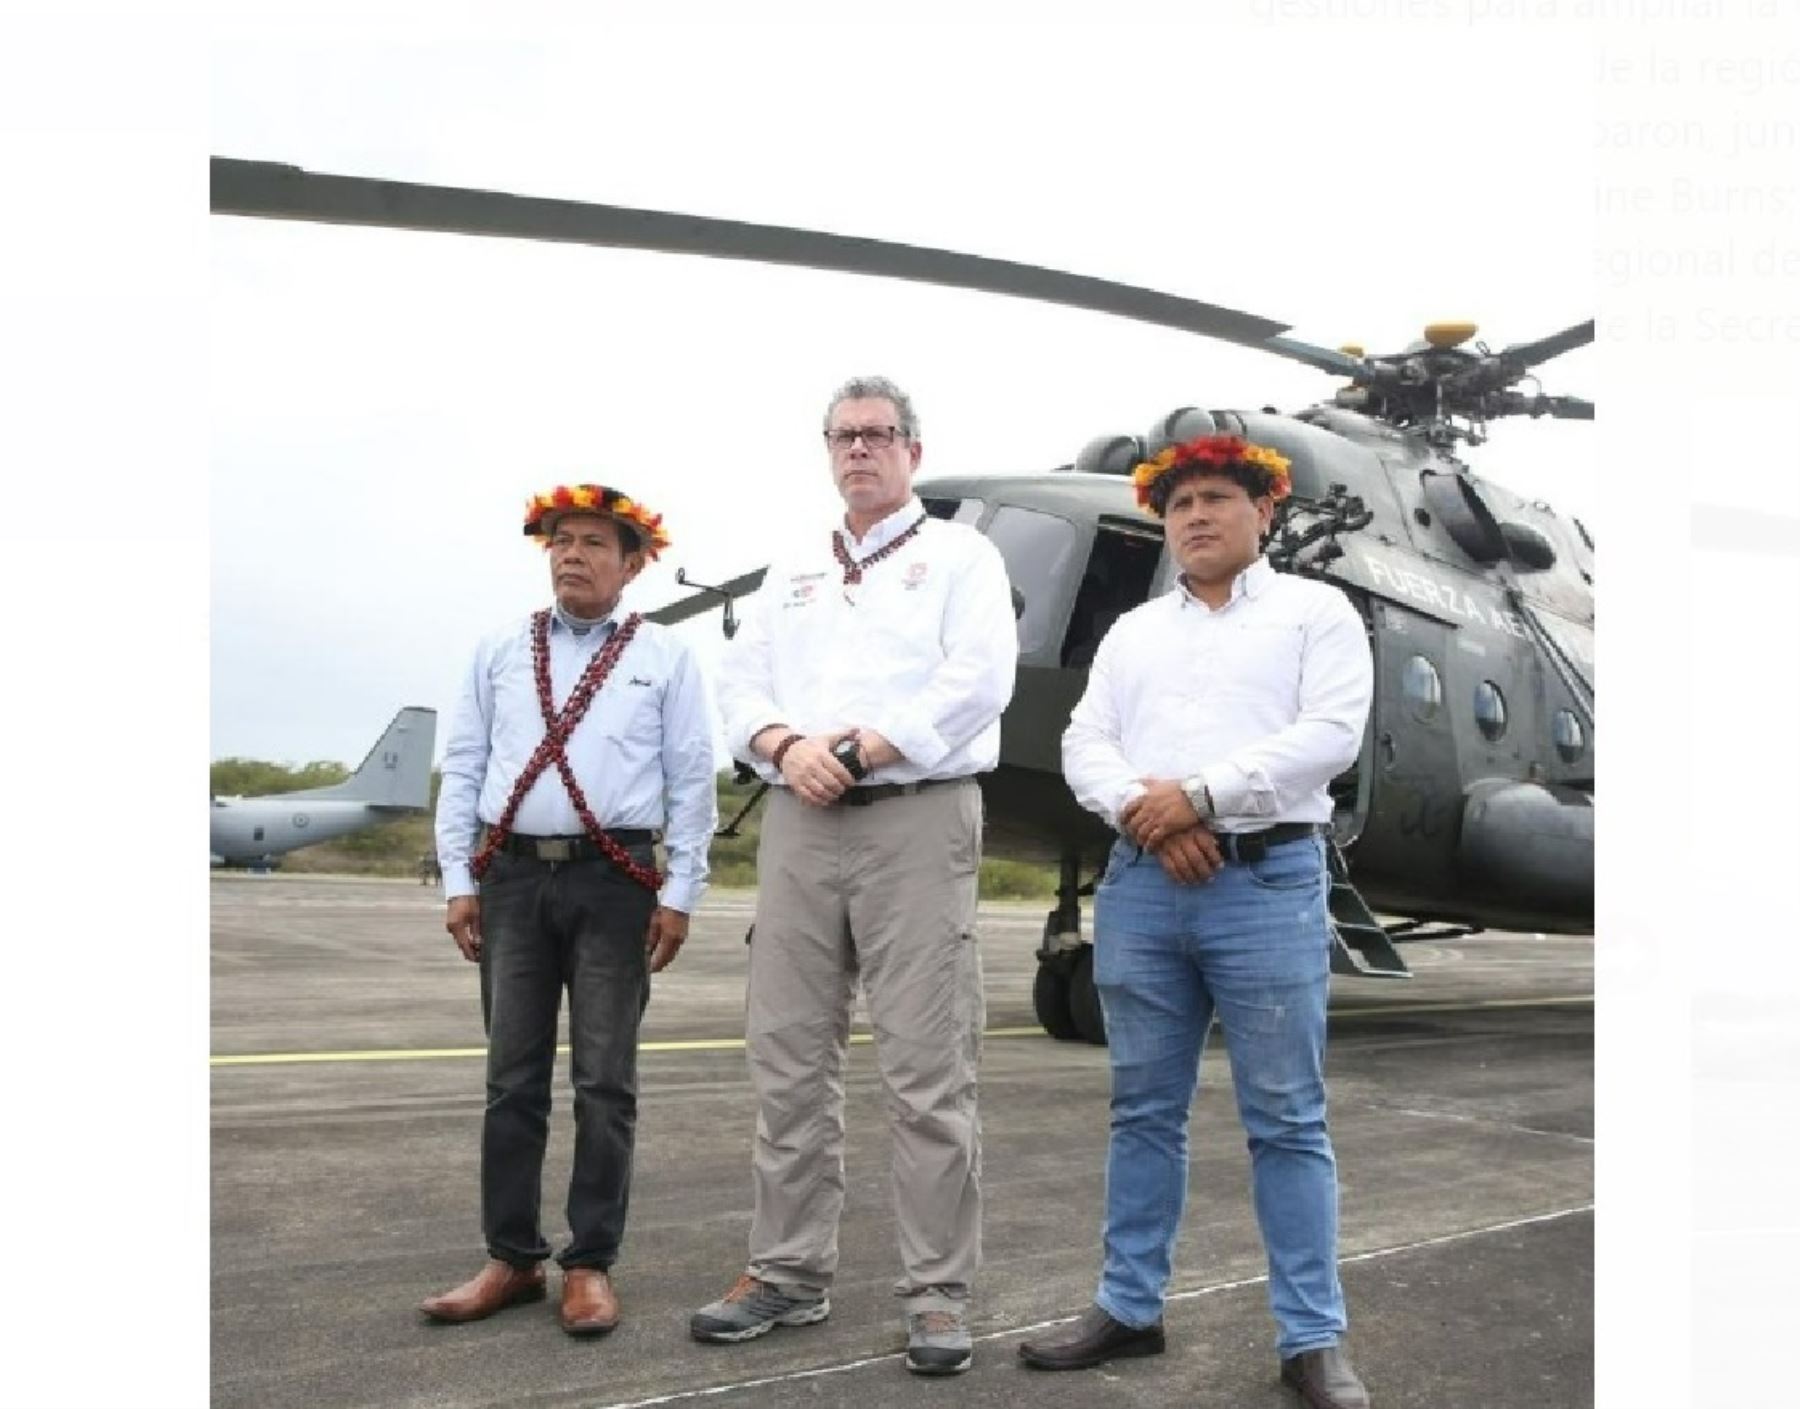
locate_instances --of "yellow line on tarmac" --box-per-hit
[209,996,1589,1069]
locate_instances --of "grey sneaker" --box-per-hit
[689,1273,830,1343]
[906,1307,973,1375]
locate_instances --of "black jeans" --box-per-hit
[476,848,655,1270]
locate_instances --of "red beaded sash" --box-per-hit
[832,513,927,585]
[468,609,662,893]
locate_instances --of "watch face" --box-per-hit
[833,740,867,778]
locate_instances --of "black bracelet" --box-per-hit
[770,732,804,771]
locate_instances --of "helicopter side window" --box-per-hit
[921,495,986,526]
[1552,708,1585,763]
[982,506,1081,656]
[1062,521,1165,667]
[1402,655,1443,721]
[1474,680,1509,741]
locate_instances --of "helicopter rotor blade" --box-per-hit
[1494,391,1595,420]
[1496,319,1595,371]
[644,568,768,628]
[1535,394,1594,420]
[212,158,1290,347]
[1262,335,1369,380]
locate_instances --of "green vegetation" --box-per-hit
[211,761,1058,898]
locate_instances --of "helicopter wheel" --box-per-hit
[1032,962,1079,1042]
[1068,947,1107,1046]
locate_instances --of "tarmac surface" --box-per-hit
[212,875,1593,1409]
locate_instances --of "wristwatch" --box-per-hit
[1180,773,1214,820]
[831,735,870,781]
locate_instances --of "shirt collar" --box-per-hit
[1175,556,1273,611]
[550,604,618,638]
[843,496,925,552]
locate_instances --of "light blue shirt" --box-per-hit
[435,607,717,911]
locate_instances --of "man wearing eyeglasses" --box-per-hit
[695,375,1018,1375]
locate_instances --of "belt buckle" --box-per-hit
[536,838,574,862]
[1235,833,1268,865]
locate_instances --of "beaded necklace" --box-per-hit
[468,609,661,892]
[832,513,927,586]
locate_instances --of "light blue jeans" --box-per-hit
[1091,833,1347,1358]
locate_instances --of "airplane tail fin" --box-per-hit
[285,707,437,808]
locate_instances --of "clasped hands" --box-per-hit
[1119,779,1223,885]
[446,896,690,973]
[759,725,901,807]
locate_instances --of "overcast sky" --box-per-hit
[210,8,1600,767]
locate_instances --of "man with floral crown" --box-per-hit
[1019,435,1376,1408]
[694,376,1018,1375]
[420,483,717,1337]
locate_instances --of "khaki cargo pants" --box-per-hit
[744,780,985,1314]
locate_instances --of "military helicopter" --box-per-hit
[211,158,1595,1043]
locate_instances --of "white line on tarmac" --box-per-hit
[1385,1105,1596,1145]
[589,1204,1595,1409]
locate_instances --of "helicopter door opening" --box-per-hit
[1330,590,1377,845]
[1061,517,1165,667]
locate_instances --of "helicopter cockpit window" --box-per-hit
[982,506,1081,655]
[1552,708,1585,763]
[1475,680,1509,741]
[921,496,986,526]
[1402,655,1443,721]
[1062,520,1164,667]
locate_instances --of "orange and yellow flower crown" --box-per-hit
[522,484,670,561]
[1130,434,1292,514]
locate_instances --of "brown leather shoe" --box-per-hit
[419,1259,546,1323]
[559,1268,620,1337]
[1017,1303,1166,1370]
[1280,1344,1371,1409]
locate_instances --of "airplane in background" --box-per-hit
[210,707,437,866]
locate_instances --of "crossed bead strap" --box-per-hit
[468,610,662,893]
[832,513,927,586]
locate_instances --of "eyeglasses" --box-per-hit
[824,425,903,450]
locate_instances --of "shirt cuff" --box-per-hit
[732,714,792,766]
[442,863,476,900]
[659,877,704,914]
[1107,780,1147,831]
[1200,761,1273,819]
[871,710,950,773]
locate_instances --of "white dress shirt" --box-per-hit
[435,607,718,911]
[1062,558,1372,832]
[718,497,1019,783]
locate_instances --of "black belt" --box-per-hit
[838,776,975,808]
[499,830,657,862]
[1215,822,1321,864]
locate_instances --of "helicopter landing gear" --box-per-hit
[1031,962,1078,1042]
[1067,947,1105,1045]
[1034,854,1107,1044]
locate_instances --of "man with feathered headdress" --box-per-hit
[420,482,715,1339]
[1023,435,1376,1409]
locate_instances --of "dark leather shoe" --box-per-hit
[420,1259,546,1323]
[559,1268,620,1337]
[1281,1345,1370,1409]
[1017,1303,1165,1370]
